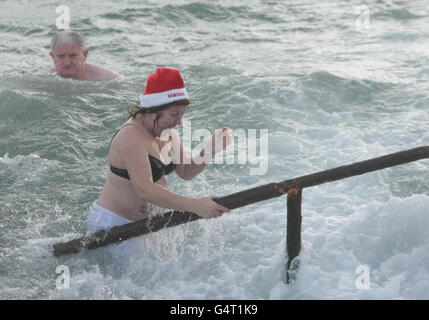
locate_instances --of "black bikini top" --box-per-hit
[108,124,176,182]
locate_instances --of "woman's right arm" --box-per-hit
[118,128,229,218]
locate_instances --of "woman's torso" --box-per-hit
[96,119,174,221]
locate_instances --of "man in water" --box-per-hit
[49,30,118,81]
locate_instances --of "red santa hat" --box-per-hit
[140,68,189,108]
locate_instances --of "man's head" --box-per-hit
[49,31,88,78]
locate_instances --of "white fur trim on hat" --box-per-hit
[140,88,188,108]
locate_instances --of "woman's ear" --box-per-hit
[148,112,159,121]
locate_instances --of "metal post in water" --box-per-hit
[286,188,302,283]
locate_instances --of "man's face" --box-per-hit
[49,42,88,78]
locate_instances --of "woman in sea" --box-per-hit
[87,67,232,234]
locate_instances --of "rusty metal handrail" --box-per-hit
[53,146,429,283]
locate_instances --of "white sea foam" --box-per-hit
[1,0,429,300]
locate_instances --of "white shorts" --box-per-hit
[87,202,132,235]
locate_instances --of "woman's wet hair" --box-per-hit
[128,99,190,132]
[129,99,189,117]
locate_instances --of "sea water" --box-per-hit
[1,0,429,299]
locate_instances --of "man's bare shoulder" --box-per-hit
[85,63,119,81]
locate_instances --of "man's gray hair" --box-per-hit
[50,30,86,52]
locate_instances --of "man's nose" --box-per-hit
[63,57,73,65]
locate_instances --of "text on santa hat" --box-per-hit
[168,92,185,98]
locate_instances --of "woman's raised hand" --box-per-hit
[209,127,233,155]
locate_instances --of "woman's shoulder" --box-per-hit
[115,121,152,146]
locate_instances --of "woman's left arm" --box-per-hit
[171,128,232,180]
